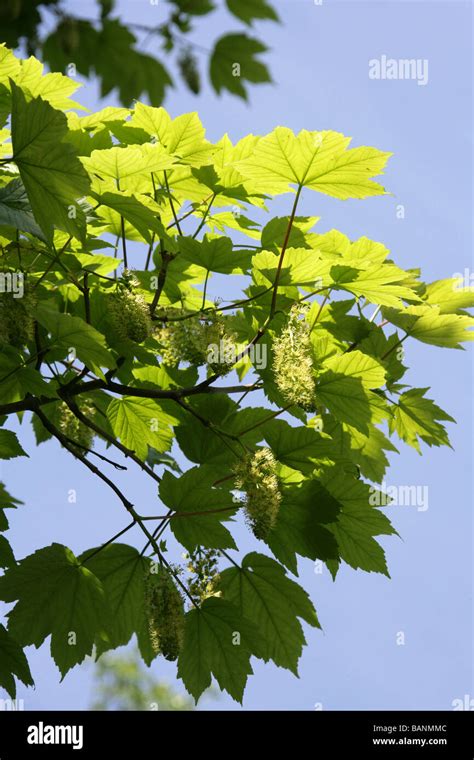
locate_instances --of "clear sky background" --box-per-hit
[1,0,473,711]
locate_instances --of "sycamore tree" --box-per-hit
[0,45,472,705]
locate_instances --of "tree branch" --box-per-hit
[80,521,137,566]
[33,404,170,565]
[65,398,162,484]
[269,184,303,318]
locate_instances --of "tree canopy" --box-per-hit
[0,0,277,105]
[0,44,472,704]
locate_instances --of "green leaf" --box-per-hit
[84,144,174,184]
[106,397,175,460]
[94,20,173,107]
[79,544,149,652]
[0,543,108,677]
[261,215,320,251]
[253,247,333,289]
[0,534,16,568]
[159,467,237,551]
[0,482,22,510]
[10,81,90,242]
[0,46,83,111]
[325,417,398,483]
[388,387,454,453]
[0,349,58,405]
[130,105,214,167]
[263,418,338,473]
[177,596,261,703]
[0,481,23,533]
[146,449,182,474]
[219,552,319,673]
[226,0,279,25]
[0,429,27,460]
[316,351,386,433]
[70,252,121,277]
[174,395,237,466]
[174,0,215,14]
[266,480,340,573]
[329,261,418,308]
[178,234,251,274]
[35,305,115,377]
[0,624,34,699]
[208,210,261,239]
[358,329,407,386]
[0,178,46,240]
[423,277,474,314]
[210,34,271,100]
[93,189,166,244]
[236,127,391,197]
[323,469,396,576]
[383,305,474,348]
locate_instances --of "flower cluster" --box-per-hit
[108,274,152,344]
[183,548,221,604]
[57,402,95,453]
[144,566,185,662]
[0,283,37,347]
[154,309,236,374]
[272,303,317,410]
[233,447,282,540]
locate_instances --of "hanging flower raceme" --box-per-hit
[108,273,152,344]
[154,309,237,374]
[0,276,37,347]
[272,303,317,411]
[183,548,221,604]
[144,566,185,662]
[154,310,209,366]
[233,447,282,540]
[203,312,237,375]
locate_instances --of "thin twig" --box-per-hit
[163,171,182,236]
[138,505,238,520]
[120,216,128,268]
[65,398,162,484]
[80,521,137,566]
[83,272,91,323]
[192,192,216,239]
[269,185,303,319]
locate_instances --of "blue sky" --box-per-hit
[1,0,473,710]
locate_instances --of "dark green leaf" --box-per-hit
[177,596,261,703]
[210,34,271,100]
[0,624,34,699]
[0,543,108,676]
[219,552,319,673]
